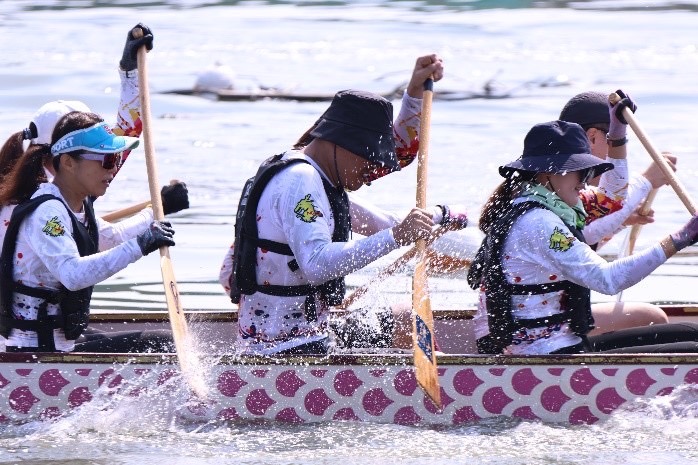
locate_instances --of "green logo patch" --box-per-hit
[42,216,65,237]
[294,194,323,223]
[549,226,574,252]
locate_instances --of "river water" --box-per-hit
[1,0,698,463]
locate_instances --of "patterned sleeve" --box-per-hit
[582,174,653,246]
[580,158,629,225]
[369,91,421,180]
[219,244,235,297]
[110,69,143,170]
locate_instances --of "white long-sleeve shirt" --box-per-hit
[5,183,151,351]
[232,91,424,355]
[474,201,667,355]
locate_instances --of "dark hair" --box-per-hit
[0,131,31,185]
[478,175,529,235]
[0,111,103,205]
[0,144,51,205]
[50,111,103,172]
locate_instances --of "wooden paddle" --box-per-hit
[626,188,658,255]
[101,200,150,222]
[610,92,697,215]
[134,28,208,398]
[338,225,451,310]
[412,77,441,410]
[614,188,658,302]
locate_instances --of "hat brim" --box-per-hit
[51,123,139,156]
[86,134,140,154]
[310,118,399,171]
[499,152,614,179]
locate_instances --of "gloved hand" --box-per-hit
[608,88,637,139]
[435,204,468,230]
[161,181,189,215]
[670,214,698,251]
[120,23,154,72]
[137,221,175,256]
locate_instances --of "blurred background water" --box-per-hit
[1,1,698,463]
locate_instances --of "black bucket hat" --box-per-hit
[499,120,614,179]
[559,91,609,127]
[296,90,399,171]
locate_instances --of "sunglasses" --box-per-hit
[80,151,123,170]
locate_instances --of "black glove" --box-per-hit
[436,204,468,229]
[137,221,175,256]
[671,214,698,251]
[613,89,637,125]
[161,182,189,215]
[120,23,154,72]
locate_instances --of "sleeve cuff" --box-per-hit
[119,68,138,79]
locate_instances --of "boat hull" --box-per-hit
[1,352,696,426]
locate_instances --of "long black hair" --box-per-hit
[0,126,37,186]
[478,173,531,235]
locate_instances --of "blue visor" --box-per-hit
[51,122,139,156]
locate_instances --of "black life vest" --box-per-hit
[467,201,594,354]
[230,153,351,321]
[0,194,99,350]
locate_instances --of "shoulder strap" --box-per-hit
[233,155,313,298]
[0,194,98,342]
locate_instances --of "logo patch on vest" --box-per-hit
[549,226,574,252]
[294,194,324,223]
[42,216,66,237]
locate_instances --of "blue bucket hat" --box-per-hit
[499,120,614,179]
[300,90,399,172]
[50,122,139,157]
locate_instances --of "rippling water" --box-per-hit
[1,1,698,463]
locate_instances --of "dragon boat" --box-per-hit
[1,306,696,426]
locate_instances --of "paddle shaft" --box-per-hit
[339,225,451,310]
[134,28,207,398]
[627,188,658,255]
[101,200,151,222]
[610,93,697,215]
[615,188,658,302]
[412,77,441,410]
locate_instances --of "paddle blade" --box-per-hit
[412,255,441,410]
[160,253,209,399]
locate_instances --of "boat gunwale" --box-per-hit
[1,351,697,366]
[87,304,698,323]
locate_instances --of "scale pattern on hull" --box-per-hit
[2,359,697,425]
